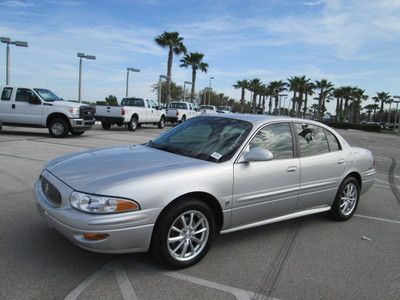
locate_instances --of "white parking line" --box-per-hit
[113,264,137,300]
[354,214,400,225]
[64,268,107,300]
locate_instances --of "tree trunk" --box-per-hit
[336,98,340,121]
[190,68,196,102]
[303,94,308,118]
[291,91,296,117]
[252,93,257,114]
[268,96,272,114]
[297,92,303,117]
[262,95,266,113]
[166,47,173,105]
[240,88,245,113]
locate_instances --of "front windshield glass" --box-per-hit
[149,116,252,163]
[34,89,62,102]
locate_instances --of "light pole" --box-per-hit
[158,75,168,104]
[183,81,192,101]
[1,37,28,85]
[393,96,400,134]
[278,93,288,116]
[126,67,140,98]
[208,76,214,105]
[77,52,96,103]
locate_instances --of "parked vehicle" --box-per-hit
[217,106,232,113]
[35,115,375,268]
[200,105,217,114]
[95,97,166,131]
[166,101,199,123]
[0,86,95,137]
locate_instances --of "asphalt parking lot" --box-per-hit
[0,124,399,300]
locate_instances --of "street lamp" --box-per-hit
[278,93,288,116]
[183,81,192,101]
[393,96,400,134]
[77,52,96,103]
[208,76,214,105]
[126,67,140,98]
[1,37,28,85]
[158,75,168,104]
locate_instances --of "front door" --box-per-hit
[294,123,347,210]
[12,88,43,125]
[0,87,13,122]
[232,122,300,228]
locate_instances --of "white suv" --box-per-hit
[0,86,95,137]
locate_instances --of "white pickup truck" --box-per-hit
[166,101,199,123]
[0,85,95,137]
[95,97,166,131]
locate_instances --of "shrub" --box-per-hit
[323,122,381,132]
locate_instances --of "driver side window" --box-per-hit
[16,88,36,102]
[249,122,294,159]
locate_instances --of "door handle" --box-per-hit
[337,159,346,164]
[12,104,15,109]
[287,167,297,173]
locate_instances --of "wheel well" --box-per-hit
[132,113,139,121]
[161,114,165,119]
[156,192,224,232]
[46,113,70,127]
[346,171,362,189]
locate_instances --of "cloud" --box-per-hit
[303,0,326,7]
[0,0,33,7]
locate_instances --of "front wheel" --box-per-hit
[158,116,165,129]
[151,199,216,268]
[330,177,360,221]
[48,118,69,138]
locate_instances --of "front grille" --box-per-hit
[40,176,62,206]
[80,106,96,120]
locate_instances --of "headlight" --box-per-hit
[70,191,140,214]
[68,107,80,118]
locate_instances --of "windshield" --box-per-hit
[149,116,252,163]
[169,102,187,109]
[121,98,145,107]
[34,89,62,102]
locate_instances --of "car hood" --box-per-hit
[51,101,84,108]
[46,144,208,193]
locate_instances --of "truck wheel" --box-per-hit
[101,121,111,130]
[158,116,166,129]
[180,115,186,124]
[48,118,69,138]
[128,116,138,131]
[71,131,85,136]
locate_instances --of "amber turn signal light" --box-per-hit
[83,233,109,240]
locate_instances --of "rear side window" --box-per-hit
[295,123,330,157]
[249,122,294,159]
[121,98,144,107]
[169,102,188,109]
[324,129,341,151]
[15,88,36,102]
[1,87,13,101]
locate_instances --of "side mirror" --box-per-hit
[28,96,41,105]
[243,147,273,162]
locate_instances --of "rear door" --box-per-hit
[232,122,300,227]
[294,122,347,210]
[0,87,13,122]
[12,88,43,125]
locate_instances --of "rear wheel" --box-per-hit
[330,176,360,221]
[180,115,186,124]
[128,116,138,131]
[101,121,111,130]
[48,118,69,138]
[151,198,216,268]
[158,116,165,129]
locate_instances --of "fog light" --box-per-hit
[83,233,109,240]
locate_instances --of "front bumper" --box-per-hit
[69,118,95,129]
[34,170,161,254]
[361,168,376,195]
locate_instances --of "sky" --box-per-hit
[1,0,400,112]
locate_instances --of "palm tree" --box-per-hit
[333,87,344,121]
[302,80,314,118]
[248,78,263,113]
[341,86,354,122]
[233,80,249,113]
[269,80,287,115]
[364,104,378,122]
[154,31,187,105]
[314,79,334,120]
[287,76,301,117]
[180,52,208,102]
[373,91,392,113]
[350,88,368,124]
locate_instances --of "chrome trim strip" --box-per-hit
[236,186,300,202]
[300,180,338,191]
[220,206,331,234]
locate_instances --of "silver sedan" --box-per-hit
[35,114,375,268]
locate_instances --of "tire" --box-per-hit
[101,121,111,130]
[71,131,85,136]
[137,123,142,128]
[330,176,360,221]
[48,118,69,138]
[128,116,138,131]
[151,198,216,268]
[180,115,186,124]
[158,116,166,129]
